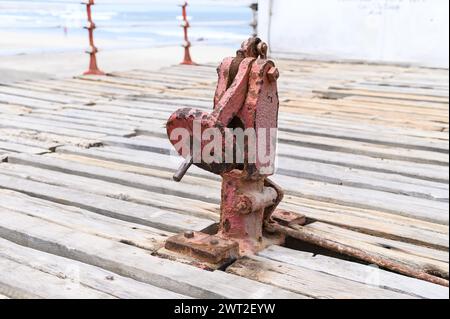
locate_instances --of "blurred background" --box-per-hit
[0,0,448,80]
[0,0,252,55]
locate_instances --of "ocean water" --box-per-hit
[0,0,253,54]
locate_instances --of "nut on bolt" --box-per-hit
[267,67,279,82]
[257,42,268,59]
[236,195,252,214]
[184,231,195,239]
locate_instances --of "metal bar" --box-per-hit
[264,221,449,287]
[173,155,193,182]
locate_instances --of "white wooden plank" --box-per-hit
[0,141,49,155]
[0,238,188,299]
[0,163,219,221]
[227,255,416,299]
[1,115,136,137]
[0,208,304,299]
[0,118,105,140]
[0,92,60,110]
[11,152,447,250]
[259,245,449,299]
[0,257,115,299]
[55,146,449,225]
[0,189,172,251]
[0,128,101,149]
[104,135,448,202]
[7,153,220,204]
[0,174,213,233]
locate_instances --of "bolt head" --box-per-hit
[267,67,279,82]
[257,42,268,58]
[236,195,252,214]
[184,231,195,239]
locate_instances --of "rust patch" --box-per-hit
[165,231,239,265]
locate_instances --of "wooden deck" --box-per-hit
[0,60,448,299]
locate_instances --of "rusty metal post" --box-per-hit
[164,38,303,264]
[179,1,195,65]
[249,3,258,37]
[82,0,105,76]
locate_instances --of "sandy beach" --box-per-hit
[0,0,250,81]
[0,40,235,82]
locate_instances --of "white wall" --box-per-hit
[258,0,449,68]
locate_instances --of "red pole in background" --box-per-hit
[180,1,195,65]
[82,0,105,75]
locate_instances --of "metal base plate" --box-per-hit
[164,231,240,265]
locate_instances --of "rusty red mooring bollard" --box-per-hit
[164,38,305,266]
[82,0,105,76]
[179,1,195,65]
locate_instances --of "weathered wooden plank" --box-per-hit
[0,257,115,299]
[0,118,105,140]
[279,131,448,166]
[279,117,449,153]
[110,135,450,184]
[0,141,49,155]
[259,245,449,299]
[1,115,136,137]
[0,135,60,151]
[279,199,449,250]
[33,108,165,136]
[21,155,448,254]
[0,189,171,251]
[0,174,213,233]
[0,85,81,104]
[314,88,449,104]
[337,82,449,98]
[14,152,446,250]
[0,163,219,221]
[105,135,448,202]
[277,143,448,184]
[0,93,60,110]
[7,153,220,204]
[106,73,191,90]
[41,78,141,96]
[75,76,163,92]
[285,95,448,125]
[115,134,449,202]
[0,103,30,115]
[0,128,101,149]
[277,156,448,202]
[0,208,304,299]
[306,222,448,263]
[275,174,449,225]
[66,103,171,122]
[0,238,187,299]
[27,113,138,132]
[300,222,449,279]
[227,255,415,299]
[282,111,448,140]
[55,146,448,225]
